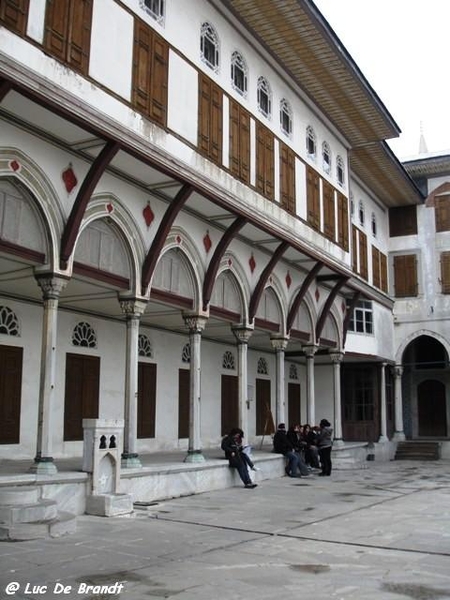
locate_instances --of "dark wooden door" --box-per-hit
[178,368,190,439]
[256,378,272,435]
[64,353,99,441]
[0,344,23,444]
[138,362,157,438]
[418,380,447,437]
[221,374,238,436]
[288,382,301,427]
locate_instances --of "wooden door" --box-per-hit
[418,380,447,437]
[178,368,190,439]
[256,378,272,435]
[221,374,238,436]
[138,362,157,438]
[288,382,301,427]
[0,344,23,444]
[64,353,99,441]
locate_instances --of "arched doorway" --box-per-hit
[402,335,449,439]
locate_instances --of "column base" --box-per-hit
[378,435,389,444]
[121,453,142,469]
[29,457,58,475]
[184,450,205,463]
[393,431,406,442]
[332,438,345,448]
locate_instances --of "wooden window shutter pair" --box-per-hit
[358,230,368,280]
[132,19,168,127]
[372,246,381,289]
[337,193,349,251]
[306,166,320,231]
[255,122,274,201]
[44,0,93,75]
[1,0,29,35]
[393,254,418,297]
[435,195,450,232]
[440,252,450,294]
[279,143,295,214]
[229,100,250,184]
[389,206,417,237]
[198,73,223,165]
[322,180,335,241]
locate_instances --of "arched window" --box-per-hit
[280,99,292,136]
[231,51,247,96]
[0,306,20,336]
[141,0,164,23]
[138,334,153,358]
[222,350,236,370]
[257,76,272,118]
[322,141,331,173]
[371,212,377,237]
[72,322,97,348]
[200,22,219,71]
[359,200,365,226]
[257,357,269,375]
[336,155,345,186]
[289,364,299,380]
[181,343,191,364]
[306,126,316,158]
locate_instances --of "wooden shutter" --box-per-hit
[229,99,250,184]
[0,0,29,35]
[64,353,99,441]
[337,192,349,250]
[372,246,380,289]
[256,121,274,200]
[137,362,156,438]
[440,252,450,294]
[221,374,238,436]
[351,225,358,272]
[322,180,335,241]
[435,195,450,232]
[132,20,168,127]
[255,378,271,436]
[393,254,418,297]
[0,344,23,444]
[359,230,368,280]
[389,205,417,237]
[198,73,222,165]
[279,142,295,214]
[44,0,92,75]
[178,369,190,438]
[380,251,388,293]
[306,166,320,230]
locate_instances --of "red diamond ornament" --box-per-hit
[143,204,154,227]
[62,165,77,193]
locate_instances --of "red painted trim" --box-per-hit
[202,216,246,311]
[209,305,241,322]
[0,78,13,102]
[254,317,280,332]
[72,262,129,289]
[60,141,120,269]
[249,241,289,321]
[0,239,45,263]
[150,288,194,309]
[289,329,310,341]
[141,184,193,294]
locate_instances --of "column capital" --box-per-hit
[183,311,208,333]
[35,274,69,299]
[119,296,148,318]
[303,344,319,358]
[329,351,344,364]
[394,365,404,378]
[232,325,254,344]
[270,335,289,351]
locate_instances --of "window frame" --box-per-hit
[347,300,374,335]
[257,76,272,119]
[306,125,316,158]
[280,98,292,137]
[322,141,331,173]
[141,0,164,24]
[230,50,247,96]
[336,155,345,186]
[200,22,219,72]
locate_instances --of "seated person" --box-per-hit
[273,423,302,477]
[302,423,320,469]
[287,424,310,476]
[221,428,257,488]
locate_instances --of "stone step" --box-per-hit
[0,486,40,505]
[395,441,440,461]
[0,510,77,541]
[0,499,58,524]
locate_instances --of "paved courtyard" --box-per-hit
[1,459,450,600]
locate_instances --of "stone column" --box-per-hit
[303,345,318,426]
[378,362,388,443]
[30,275,68,474]
[119,298,147,469]
[393,366,406,441]
[183,313,207,463]
[271,336,289,427]
[329,351,344,446]
[232,326,253,436]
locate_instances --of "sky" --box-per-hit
[313,0,450,161]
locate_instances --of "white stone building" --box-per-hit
[0,0,439,476]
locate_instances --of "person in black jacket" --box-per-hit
[317,419,333,476]
[221,428,257,488]
[273,423,301,477]
[287,424,310,476]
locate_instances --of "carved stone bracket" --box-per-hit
[303,344,318,359]
[329,351,344,364]
[270,336,289,351]
[35,274,69,300]
[232,326,254,344]
[183,312,208,334]
[394,366,403,378]
[119,297,147,319]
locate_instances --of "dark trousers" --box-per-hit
[319,446,332,475]
[229,456,252,485]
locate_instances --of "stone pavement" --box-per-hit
[1,459,450,600]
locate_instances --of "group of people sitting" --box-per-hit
[221,419,333,488]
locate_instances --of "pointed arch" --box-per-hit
[396,328,450,365]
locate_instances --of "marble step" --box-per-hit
[0,510,77,541]
[0,486,40,505]
[0,498,58,524]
